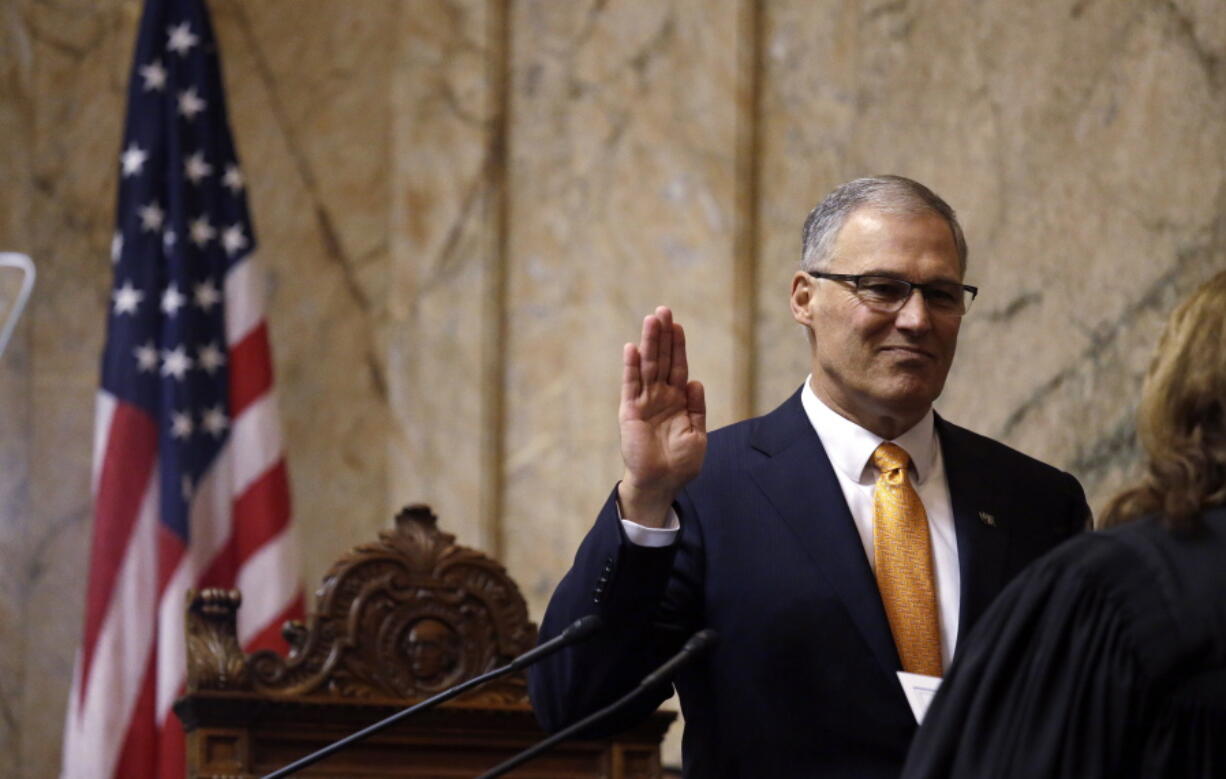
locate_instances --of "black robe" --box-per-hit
[902,507,1226,778]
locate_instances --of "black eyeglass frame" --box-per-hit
[806,271,979,315]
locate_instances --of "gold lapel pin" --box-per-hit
[978,511,997,527]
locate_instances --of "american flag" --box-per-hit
[61,0,303,776]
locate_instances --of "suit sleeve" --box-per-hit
[528,485,704,736]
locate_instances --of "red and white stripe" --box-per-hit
[61,255,303,779]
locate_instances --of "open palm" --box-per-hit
[618,307,706,525]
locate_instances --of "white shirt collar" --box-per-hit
[800,376,938,485]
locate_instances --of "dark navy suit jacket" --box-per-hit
[529,389,1089,778]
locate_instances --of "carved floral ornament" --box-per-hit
[185,505,538,705]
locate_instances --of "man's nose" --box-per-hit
[894,289,933,333]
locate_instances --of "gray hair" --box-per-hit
[800,175,968,273]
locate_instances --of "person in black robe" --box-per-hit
[901,270,1226,779]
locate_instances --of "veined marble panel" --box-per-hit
[502,0,740,616]
[20,1,131,774]
[209,0,397,590]
[387,0,500,555]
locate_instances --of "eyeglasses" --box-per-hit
[807,271,978,316]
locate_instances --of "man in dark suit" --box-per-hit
[529,176,1089,777]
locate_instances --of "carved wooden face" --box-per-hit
[404,618,461,683]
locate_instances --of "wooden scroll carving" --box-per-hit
[184,504,538,704]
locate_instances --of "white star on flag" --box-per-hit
[139,60,167,91]
[170,410,194,439]
[164,229,177,251]
[178,87,207,120]
[138,201,165,232]
[133,341,159,373]
[222,224,248,256]
[120,142,148,177]
[197,342,226,374]
[190,215,216,247]
[111,231,124,263]
[193,280,221,311]
[166,22,199,56]
[112,281,144,315]
[184,151,213,184]
[161,284,187,316]
[222,164,244,193]
[201,406,229,437]
[161,345,193,380]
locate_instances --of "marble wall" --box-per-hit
[1,0,1223,774]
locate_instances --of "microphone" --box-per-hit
[476,628,719,779]
[508,613,603,672]
[261,614,602,779]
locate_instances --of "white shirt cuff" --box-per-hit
[620,510,681,548]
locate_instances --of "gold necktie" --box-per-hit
[872,442,943,676]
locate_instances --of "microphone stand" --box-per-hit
[0,253,35,361]
[476,628,718,779]
[262,614,602,779]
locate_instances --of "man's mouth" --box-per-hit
[881,345,936,360]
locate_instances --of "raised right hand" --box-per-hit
[617,306,707,528]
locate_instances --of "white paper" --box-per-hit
[897,671,942,724]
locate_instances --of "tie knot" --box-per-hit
[872,442,911,473]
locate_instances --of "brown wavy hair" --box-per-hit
[1100,270,1226,531]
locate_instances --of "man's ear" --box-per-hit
[791,271,816,327]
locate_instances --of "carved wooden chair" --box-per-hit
[174,504,673,778]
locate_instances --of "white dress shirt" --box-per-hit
[622,378,961,668]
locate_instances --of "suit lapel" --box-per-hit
[747,392,902,676]
[936,416,1011,645]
